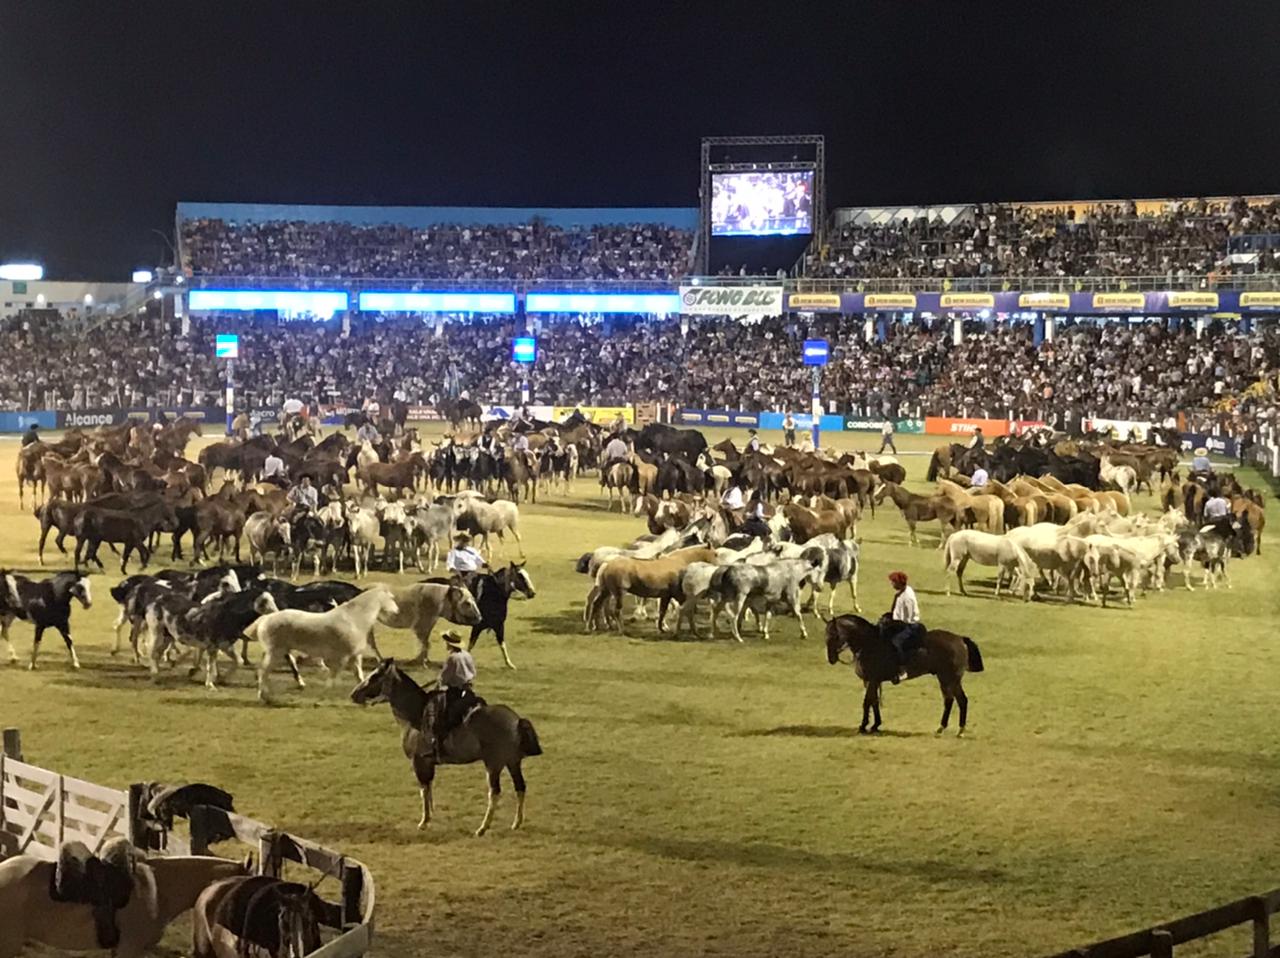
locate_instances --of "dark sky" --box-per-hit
[4,1,1280,279]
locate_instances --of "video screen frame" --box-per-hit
[710,169,814,237]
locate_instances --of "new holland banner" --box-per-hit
[679,285,785,318]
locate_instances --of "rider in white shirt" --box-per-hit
[881,571,923,683]
[721,483,745,511]
[970,467,989,488]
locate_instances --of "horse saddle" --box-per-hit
[50,840,135,949]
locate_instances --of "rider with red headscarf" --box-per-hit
[881,570,924,683]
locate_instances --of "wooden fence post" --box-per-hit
[259,831,281,878]
[1151,928,1174,958]
[127,783,157,851]
[1252,896,1271,958]
[3,728,22,761]
[340,860,364,928]
[189,804,209,855]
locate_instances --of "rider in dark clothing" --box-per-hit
[21,423,40,447]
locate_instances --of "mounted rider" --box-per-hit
[424,631,480,760]
[447,531,488,594]
[879,570,925,683]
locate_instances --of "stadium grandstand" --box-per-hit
[2,193,1278,476]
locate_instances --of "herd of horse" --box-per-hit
[2,412,1273,958]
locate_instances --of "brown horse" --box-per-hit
[825,614,985,736]
[874,481,963,547]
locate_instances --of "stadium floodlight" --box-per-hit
[132,269,154,283]
[83,294,94,305]
[152,290,163,300]
[0,262,43,281]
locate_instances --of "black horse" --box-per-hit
[0,570,93,670]
[429,564,536,669]
[634,422,707,462]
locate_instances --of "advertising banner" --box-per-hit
[484,404,556,422]
[1180,432,1238,458]
[678,409,759,428]
[679,285,784,318]
[924,416,1012,437]
[153,407,224,423]
[1085,418,1154,441]
[1091,293,1147,310]
[842,416,925,434]
[785,292,843,312]
[1018,293,1071,310]
[551,405,634,424]
[0,411,57,432]
[1238,291,1280,309]
[1166,291,1219,309]
[759,412,845,432]
[58,408,133,428]
[863,293,918,310]
[406,405,444,421]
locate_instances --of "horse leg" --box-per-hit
[414,616,439,665]
[859,682,874,733]
[57,625,81,670]
[411,755,436,829]
[486,622,512,668]
[955,683,969,736]
[28,624,46,670]
[937,679,955,735]
[476,765,503,837]
[509,763,527,829]
[848,572,862,613]
[870,684,883,732]
[0,616,16,664]
[955,556,970,596]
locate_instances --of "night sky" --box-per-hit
[4,1,1280,279]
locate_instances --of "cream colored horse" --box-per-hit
[0,844,248,958]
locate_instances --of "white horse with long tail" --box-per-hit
[246,587,399,703]
[943,530,1037,601]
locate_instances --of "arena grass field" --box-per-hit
[2,425,1278,958]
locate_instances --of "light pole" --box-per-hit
[215,334,239,435]
[802,338,829,448]
[513,336,536,407]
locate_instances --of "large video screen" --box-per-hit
[711,170,814,236]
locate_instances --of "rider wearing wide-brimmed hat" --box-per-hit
[429,630,479,758]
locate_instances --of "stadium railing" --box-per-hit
[182,273,1280,295]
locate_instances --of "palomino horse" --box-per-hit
[0,841,249,958]
[350,658,543,836]
[825,614,985,735]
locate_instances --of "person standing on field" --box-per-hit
[877,418,897,454]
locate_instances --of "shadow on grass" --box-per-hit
[738,724,925,739]
[623,835,1008,883]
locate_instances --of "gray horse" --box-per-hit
[350,659,542,836]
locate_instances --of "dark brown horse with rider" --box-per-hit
[825,614,984,735]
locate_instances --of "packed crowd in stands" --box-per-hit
[808,197,1280,281]
[2,310,1276,446]
[179,218,694,281]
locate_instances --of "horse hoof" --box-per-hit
[936,727,945,736]
[858,727,869,735]
[957,728,966,737]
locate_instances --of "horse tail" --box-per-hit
[926,450,940,482]
[1183,482,1198,521]
[517,718,543,756]
[963,637,985,673]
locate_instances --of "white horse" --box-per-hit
[452,496,522,556]
[247,587,399,702]
[345,502,381,578]
[1099,453,1138,496]
[0,841,249,958]
[943,530,1036,601]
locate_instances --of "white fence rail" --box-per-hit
[0,728,375,957]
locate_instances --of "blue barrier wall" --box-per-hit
[0,411,57,432]
[758,412,846,432]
